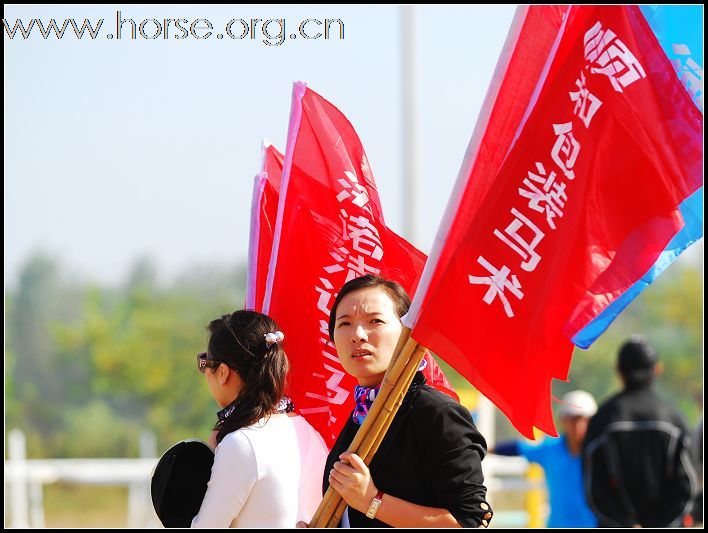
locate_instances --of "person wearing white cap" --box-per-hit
[492,390,598,527]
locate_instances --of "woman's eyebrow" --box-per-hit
[337,311,385,320]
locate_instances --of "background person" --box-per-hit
[583,335,697,527]
[492,390,598,527]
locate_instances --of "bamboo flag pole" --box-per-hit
[315,335,420,527]
[310,328,411,527]
[310,328,429,527]
[363,343,428,464]
[322,341,428,528]
[308,327,413,526]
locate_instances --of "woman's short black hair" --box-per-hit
[328,274,411,340]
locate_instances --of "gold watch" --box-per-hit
[365,490,384,519]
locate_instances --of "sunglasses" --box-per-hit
[196,351,226,374]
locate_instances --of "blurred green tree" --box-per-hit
[49,260,248,456]
[6,252,85,456]
[6,254,248,457]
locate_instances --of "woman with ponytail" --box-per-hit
[191,310,328,528]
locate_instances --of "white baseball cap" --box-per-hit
[558,390,597,418]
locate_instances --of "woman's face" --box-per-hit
[333,287,404,387]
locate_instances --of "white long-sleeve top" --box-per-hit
[191,413,328,528]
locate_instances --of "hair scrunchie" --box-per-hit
[264,330,285,346]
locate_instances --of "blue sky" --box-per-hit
[5,5,702,289]
[4,5,519,286]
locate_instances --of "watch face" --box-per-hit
[366,498,382,519]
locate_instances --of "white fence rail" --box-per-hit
[4,429,159,528]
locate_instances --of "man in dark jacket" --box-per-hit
[583,335,697,527]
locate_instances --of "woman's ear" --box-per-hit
[218,363,231,385]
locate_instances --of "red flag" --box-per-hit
[263,82,456,445]
[405,6,702,439]
[246,141,284,311]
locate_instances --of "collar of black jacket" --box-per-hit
[402,371,427,407]
[368,372,427,461]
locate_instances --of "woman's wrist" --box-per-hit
[353,484,379,514]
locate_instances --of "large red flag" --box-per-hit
[263,83,456,446]
[405,5,703,439]
[245,140,284,310]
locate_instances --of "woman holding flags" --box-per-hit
[318,275,493,528]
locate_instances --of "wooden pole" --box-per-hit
[311,329,429,527]
[308,328,413,527]
[363,343,428,464]
[323,342,428,528]
[312,334,419,527]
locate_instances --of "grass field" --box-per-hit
[5,483,162,528]
[44,484,128,528]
